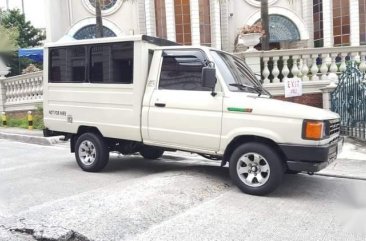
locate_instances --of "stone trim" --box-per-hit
[322,0,334,47]
[350,0,360,46]
[190,0,200,45]
[165,0,176,41]
[144,0,156,36]
[210,0,221,49]
[138,0,147,34]
[220,0,230,51]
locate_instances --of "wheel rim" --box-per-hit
[78,140,97,166]
[236,152,270,187]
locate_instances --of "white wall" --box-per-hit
[227,0,310,51]
[45,0,141,42]
[45,0,70,42]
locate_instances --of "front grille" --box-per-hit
[328,119,340,136]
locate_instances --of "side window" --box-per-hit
[159,51,209,91]
[49,48,67,82]
[90,45,109,83]
[90,42,134,84]
[49,42,133,84]
[68,47,86,82]
[49,47,86,83]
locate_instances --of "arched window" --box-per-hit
[74,25,117,40]
[255,15,300,43]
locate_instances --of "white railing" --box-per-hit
[237,46,366,84]
[0,71,43,112]
[236,46,366,96]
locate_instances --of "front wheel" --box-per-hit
[75,133,109,172]
[229,142,284,196]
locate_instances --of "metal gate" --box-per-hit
[331,63,366,141]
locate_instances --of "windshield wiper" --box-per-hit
[229,83,263,96]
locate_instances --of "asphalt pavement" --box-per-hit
[0,128,366,241]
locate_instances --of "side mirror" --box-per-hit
[202,67,217,89]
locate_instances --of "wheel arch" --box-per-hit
[222,135,287,167]
[71,126,104,153]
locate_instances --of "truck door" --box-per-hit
[147,49,223,151]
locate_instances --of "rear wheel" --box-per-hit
[75,133,109,172]
[229,142,284,196]
[139,146,164,159]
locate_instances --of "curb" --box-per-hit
[0,132,64,146]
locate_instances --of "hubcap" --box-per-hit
[78,140,96,166]
[236,152,270,187]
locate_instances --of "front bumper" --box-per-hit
[279,137,344,172]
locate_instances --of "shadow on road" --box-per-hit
[103,154,230,182]
[61,153,366,201]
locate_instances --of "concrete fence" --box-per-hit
[236,46,366,109]
[0,71,43,112]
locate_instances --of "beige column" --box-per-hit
[165,0,176,41]
[350,0,360,46]
[323,0,334,47]
[210,0,221,49]
[0,58,10,112]
[190,0,200,45]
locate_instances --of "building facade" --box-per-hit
[45,0,366,51]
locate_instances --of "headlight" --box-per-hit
[302,120,326,140]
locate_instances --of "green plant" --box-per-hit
[0,9,45,48]
[0,107,44,130]
[33,105,45,130]
[9,119,28,128]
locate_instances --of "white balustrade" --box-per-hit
[282,56,290,79]
[237,46,366,84]
[0,72,43,111]
[291,55,300,78]
[301,55,310,81]
[360,52,366,74]
[310,54,319,81]
[262,57,270,84]
[272,56,280,83]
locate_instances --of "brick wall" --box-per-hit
[274,93,323,108]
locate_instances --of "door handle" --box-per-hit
[155,103,166,107]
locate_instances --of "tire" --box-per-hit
[75,132,109,172]
[139,146,164,159]
[229,142,284,196]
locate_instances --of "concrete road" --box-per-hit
[0,139,366,241]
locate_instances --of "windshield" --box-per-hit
[210,50,263,93]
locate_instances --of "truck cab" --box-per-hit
[43,35,343,195]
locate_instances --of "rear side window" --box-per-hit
[49,47,86,83]
[69,47,86,82]
[90,42,134,84]
[49,48,66,82]
[159,50,210,91]
[49,42,134,84]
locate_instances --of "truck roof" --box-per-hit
[45,35,179,48]
[153,45,213,51]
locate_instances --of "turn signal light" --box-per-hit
[303,120,325,140]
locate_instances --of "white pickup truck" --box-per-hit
[43,35,343,195]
